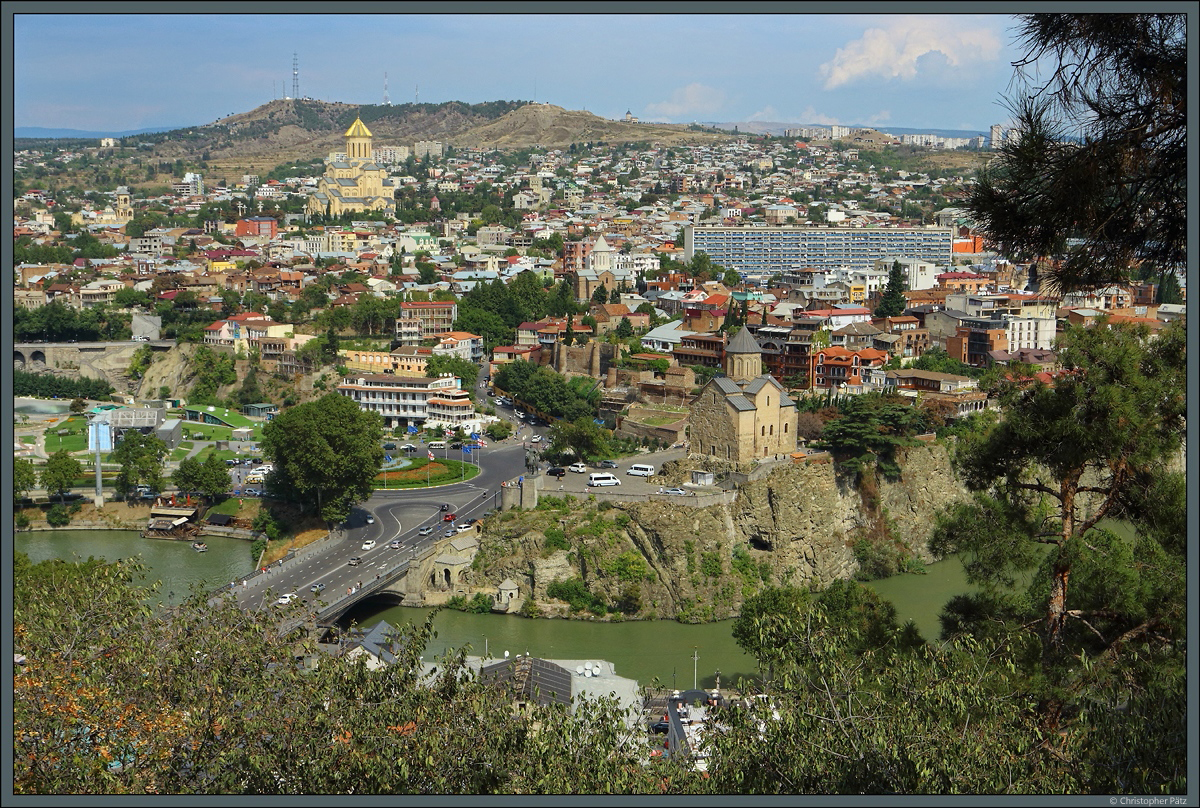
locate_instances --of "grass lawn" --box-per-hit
[207,496,244,517]
[170,441,195,462]
[180,424,233,441]
[43,417,88,453]
[20,436,36,444]
[640,415,685,426]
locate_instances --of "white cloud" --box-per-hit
[799,106,841,126]
[644,83,726,119]
[865,110,892,125]
[819,17,1002,89]
[747,105,779,122]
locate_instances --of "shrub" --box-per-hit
[518,598,542,618]
[546,577,608,614]
[46,504,70,527]
[543,528,569,552]
[15,512,32,530]
[467,592,493,613]
[700,551,722,578]
[249,538,267,564]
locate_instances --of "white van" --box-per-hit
[587,473,621,487]
[428,441,446,450]
[627,464,656,477]
[245,473,265,484]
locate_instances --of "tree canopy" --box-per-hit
[40,450,82,504]
[966,14,1185,292]
[110,431,167,499]
[931,319,1186,748]
[260,393,385,524]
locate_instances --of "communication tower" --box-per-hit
[384,72,390,106]
[292,52,299,99]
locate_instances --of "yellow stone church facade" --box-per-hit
[307,117,397,217]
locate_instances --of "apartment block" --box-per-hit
[685,225,954,276]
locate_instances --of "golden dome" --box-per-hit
[344,116,373,138]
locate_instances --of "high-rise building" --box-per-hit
[989,124,1004,149]
[685,225,954,277]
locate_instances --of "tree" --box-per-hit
[966,14,1185,293]
[171,457,204,498]
[416,262,441,285]
[14,457,37,508]
[614,317,633,338]
[13,553,663,795]
[721,268,741,288]
[41,450,82,504]
[1155,269,1181,305]
[69,398,88,414]
[548,417,611,463]
[874,260,907,318]
[110,431,167,499]
[425,355,478,390]
[590,285,608,306]
[260,393,385,525]
[197,452,231,501]
[931,319,1186,733]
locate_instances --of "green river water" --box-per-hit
[16,530,978,687]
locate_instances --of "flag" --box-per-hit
[462,445,472,454]
[428,450,435,461]
[478,439,487,447]
[385,455,392,463]
[470,432,480,441]
[407,424,418,433]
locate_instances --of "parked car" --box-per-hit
[361,539,376,551]
[548,467,566,478]
[650,721,670,734]
[309,583,325,594]
[275,593,298,606]
[443,513,457,522]
[660,487,687,496]
[348,556,362,567]
[389,539,403,549]
[419,526,434,536]
[599,460,618,469]
[383,442,396,450]
[569,463,587,473]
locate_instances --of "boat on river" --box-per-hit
[191,541,208,552]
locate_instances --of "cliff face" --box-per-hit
[472,443,970,622]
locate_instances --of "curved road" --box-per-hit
[231,443,527,614]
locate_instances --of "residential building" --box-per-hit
[395,301,458,345]
[432,331,484,362]
[685,224,954,276]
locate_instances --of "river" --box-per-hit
[16,529,976,687]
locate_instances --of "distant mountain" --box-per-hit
[701,121,987,138]
[14,125,191,139]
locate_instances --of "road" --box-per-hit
[231,443,527,614]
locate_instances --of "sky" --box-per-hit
[12,11,1031,134]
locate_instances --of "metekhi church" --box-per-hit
[307,116,397,217]
[688,326,798,463]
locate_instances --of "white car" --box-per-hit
[389,539,403,549]
[660,487,687,496]
[531,435,543,443]
[569,463,587,473]
[366,515,375,525]
[419,526,434,536]
[361,539,376,551]
[275,593,298,606]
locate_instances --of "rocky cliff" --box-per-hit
[471,443,970,622]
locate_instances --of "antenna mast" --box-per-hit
[383,72,390,106]
[415,84,419,104]
[292,52,299,99]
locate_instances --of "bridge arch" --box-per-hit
[14,350,25,369]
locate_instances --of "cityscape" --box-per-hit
[10,10,1190,798]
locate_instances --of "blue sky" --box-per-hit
[13,12,1027,133]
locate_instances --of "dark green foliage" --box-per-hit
[493,360,599,421]
[966,14,1185,292]
[425,355,478,389]
[45,504,71,527]
[260,393,385,524]
[815,392,926,478]
[13,371,114,400]
[542,528,569,553]
[874,260,907,317]
[545,577,608,615]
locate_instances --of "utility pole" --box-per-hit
[692,646,699,691]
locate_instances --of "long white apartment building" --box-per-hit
[337,372,476,430]
[685,224,954,276]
